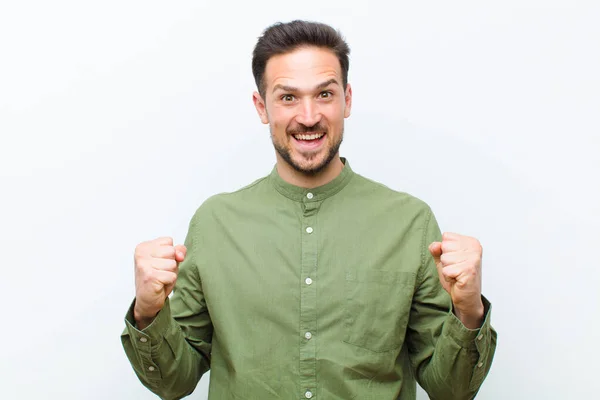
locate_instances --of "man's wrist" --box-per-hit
[453,299,485,329]
[133,302,159,330]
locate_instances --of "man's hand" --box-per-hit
[429,232,484,329]
[133,237,186,329]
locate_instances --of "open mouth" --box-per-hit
[291,131,327,149]
[292,132,326,141]
[291,132,326,150]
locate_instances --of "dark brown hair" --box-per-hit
[252,20,350,98]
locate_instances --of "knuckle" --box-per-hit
[135,257,148,271]
[134,241,153,260]
[134,244,145,259]
[469,238,482,250]
[165,246,176,258]
[470,252,482,264]
[160,236,174,245]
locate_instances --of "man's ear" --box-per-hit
[344,83,352,119]
[253,91,269,124]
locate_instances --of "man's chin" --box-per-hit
[289,155,330,175]
[274,140,340,176]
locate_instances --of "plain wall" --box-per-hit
[1,1,598,399]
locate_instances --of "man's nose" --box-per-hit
[295,98,322,128]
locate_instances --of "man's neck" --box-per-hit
[276,155,344,189]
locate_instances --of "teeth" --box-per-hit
[293,133,324,140]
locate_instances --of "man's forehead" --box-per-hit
[264,47,342,89]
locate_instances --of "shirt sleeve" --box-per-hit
[406,208,497,400]
[120,213,213,400]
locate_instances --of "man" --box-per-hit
[121,20,497,399]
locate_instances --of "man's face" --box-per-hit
[253,46,352,175]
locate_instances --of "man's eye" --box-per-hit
[320,91,332,98]
[282,94,295,102]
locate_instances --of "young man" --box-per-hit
[122,20,497,399]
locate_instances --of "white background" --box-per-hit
[1,1,598,399]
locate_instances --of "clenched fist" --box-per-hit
[429,232,485,329]
[133,237,186,329]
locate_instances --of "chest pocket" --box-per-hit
[343,269,417,353]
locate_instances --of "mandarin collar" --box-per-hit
[269,157,354,202]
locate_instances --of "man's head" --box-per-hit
[252,20,352,176]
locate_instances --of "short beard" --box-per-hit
[272,127,343,176]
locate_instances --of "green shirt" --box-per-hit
[121,159,496,399]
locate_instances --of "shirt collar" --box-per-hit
[269,157,354,202]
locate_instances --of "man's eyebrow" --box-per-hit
[315,78,339,90]
[272,84,297,93]
[272,78,340,94]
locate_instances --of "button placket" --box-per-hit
[470,329,489,390]
[144,362,161,381]
[136,334,152,358]
[299,200,319,398]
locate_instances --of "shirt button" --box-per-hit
[305,332,312,340]
[305,277,313,285]
[477,334,483,341]
[305,390,313,398]
[140,337,148,343]
[306,192,314,199]
[306,227,313,234]
[477,362,484,368]
[148,366,155,371]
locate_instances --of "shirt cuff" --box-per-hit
[443,295,493,349]
[123,297,174,349]
[121,298,175,382]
